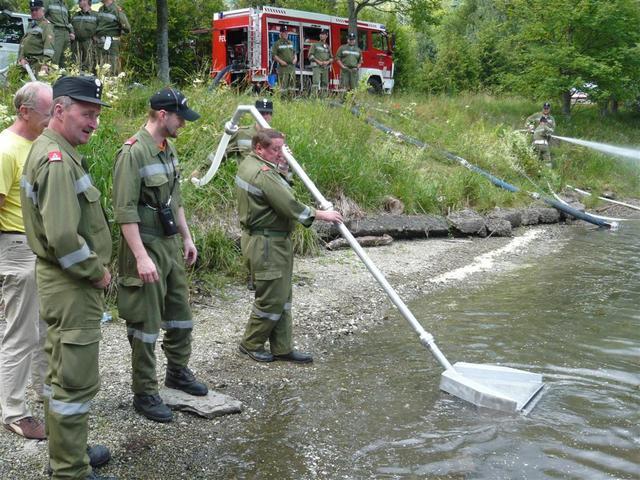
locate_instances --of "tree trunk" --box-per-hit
[599,100,609,117]
[347,0,358,35]
[562,90,571,115]
[157,0,170,84]
[611,97,619,114]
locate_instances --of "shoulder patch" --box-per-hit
[47,150,63,162]
[260,165,271,171]
[124,137,138,146]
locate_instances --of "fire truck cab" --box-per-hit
[211,6,395,93]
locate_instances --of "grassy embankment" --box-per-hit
[2,83,639,289]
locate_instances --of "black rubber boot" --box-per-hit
[165,366,208,396]
[273,350,313,364]
[238,344,274,362]
[133,393,173,423]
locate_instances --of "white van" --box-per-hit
[0,10,30,82]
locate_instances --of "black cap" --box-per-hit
[53,76,110,107]
[320,29,328,35]
[279,25,288,33]
[150,87,200,121]
[543,102,551,109]
[255,98,273,114]
[348,32,356,39]
[29,0,43,9]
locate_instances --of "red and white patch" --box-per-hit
[124,137,138,146]
[47,151,62,162]
[260,165,270,171]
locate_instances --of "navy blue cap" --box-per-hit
[53,76,109,107]
[348,32,356,39]
[150,87,200,121]
[255,98,273,114]
[29,0,43,9]
[543,102,551,109]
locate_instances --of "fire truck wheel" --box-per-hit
[367,76,383,94]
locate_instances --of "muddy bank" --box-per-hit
[0,223,580,479]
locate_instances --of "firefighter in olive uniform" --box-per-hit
[271,26,297,95]
[236,129,343,363]
[96,0,130,75]
[113,88,208,423]
[227,99,274,164]
[20,76,113,480]
[309,30,332,95]
[72,0,97,72]
[336,32,362,91]
[18,1,55,76]
[44,0,74,68]
[526,102,556,166]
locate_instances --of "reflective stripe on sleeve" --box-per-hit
[237,139,252,149]
[49,398,91,416]
[139,163,173,178]
[127,327,159,344]
[47,4,66,12]
[42,384,52,398]
[30,27,43,34]
[58,243,91,269]
[43,48,55,56]
[235,176,263,197]
[298,206,312,223]
[98,12,117,21]
[252,306,281,322]
[74,174,93,194]
[161,320,194,330]
[20,176,38,205]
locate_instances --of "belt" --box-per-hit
[0,230,25,235]
[248,229,289,237]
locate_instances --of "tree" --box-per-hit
[157,0,170,83]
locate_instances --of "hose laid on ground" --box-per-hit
[208,64,234,91]
[567,185,640,212]
[331,102,615,229]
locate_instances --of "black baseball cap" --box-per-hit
[543,102,551,109]
[29,0,44,9]
[348,32,356,39]
[53,75,110,107]
[255,98,273,114]
[320,29,328,35]
[279,25,288,33]
[150,87,200,121]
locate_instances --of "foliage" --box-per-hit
[119,0,224,84]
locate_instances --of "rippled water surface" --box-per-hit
[227,226,640,479]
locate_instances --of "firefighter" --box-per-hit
[525,102,556,131]
[44,0,74,68]
[227,98,274,163]
[95,0,130,75]
[526,102,555,167]
[309,29,332,95]
[236,129,343,364]
[21,75,113,480]
[336,32,362,91]
[113,88,208,423]
[72,0,97,73]
[271,26,297,95]
[18,0,55,76]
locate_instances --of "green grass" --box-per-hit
[2,81,638,283]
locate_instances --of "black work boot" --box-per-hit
[238,344,274,362]
[85,472,117,480]
[165,366,208,396]
[133,393,173,423]
[273,350,313,364]
[47,445,111,476]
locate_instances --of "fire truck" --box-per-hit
[211,6,395,93]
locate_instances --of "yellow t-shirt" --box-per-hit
[0,129,33,232]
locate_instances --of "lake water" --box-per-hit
[224,225,640,479]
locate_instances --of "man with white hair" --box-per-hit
[0,81,52,440]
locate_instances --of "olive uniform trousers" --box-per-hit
[240,232,294,355]
[39,262,103,480]
[117,233,192,395]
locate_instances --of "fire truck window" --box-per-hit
[301,26,323,71]
[0,13,24,44]
[372,32,387,51]
[339,29,367,51]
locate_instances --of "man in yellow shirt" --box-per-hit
[0,81,52,440]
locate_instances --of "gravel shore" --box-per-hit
[0,223,570,479]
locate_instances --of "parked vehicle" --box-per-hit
[211,6,395,93]
[0,9,29,83]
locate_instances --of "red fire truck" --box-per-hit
[211,6,395,93]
